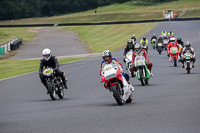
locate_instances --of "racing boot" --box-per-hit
[128,81,134,92]
[182,64,185,68]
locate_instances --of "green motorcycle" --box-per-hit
[134,56,151,86]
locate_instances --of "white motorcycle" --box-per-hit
[101,63,134,105]
[183,53,194,74]
[125,50,135,77]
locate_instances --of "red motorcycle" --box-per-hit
[169,46,180,67]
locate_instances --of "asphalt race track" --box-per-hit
[1,20,200,133]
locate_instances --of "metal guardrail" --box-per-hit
[0,17,200,27]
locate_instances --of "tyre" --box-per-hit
[145,79,149,85]
[111,85,123,105]
[139,68,145,86]
[173,57,177,67]
[131,71,135,77]
[187,62,190,74]
[58,86,64,99]
[126,93,133,103]
[158,47,162,54]
[46,80,56,100]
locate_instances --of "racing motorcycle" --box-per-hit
[125,50,135,77]
[169,47,180,67]
[151,39,157,49]
[157,42,163,54]
[43,67,66,100]
[134,55,151,86]
[163,38,169,51]
[183,53,193,74]
[101,63,133,105]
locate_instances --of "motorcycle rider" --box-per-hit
[140,37,149,52]
[180,41,196,68]
[177,37,184,47]
[168,31,174,37]
[100,50,134,92]
[123,39,135,62]
[131,34,137,42]
[161,30,167,36]
[39,48,68,93]
[151,34,157,41]
[156,35,163,49]
[130,43,153,76]
[167,37,181,57]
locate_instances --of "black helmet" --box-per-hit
[143,37,146,41]
[127,39,133,44]
[177,37,181,42]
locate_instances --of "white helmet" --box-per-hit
[133,34,135,37]
[170,37,176,44]
[42,48,51,61]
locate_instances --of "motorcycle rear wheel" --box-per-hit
[111,85,123,105]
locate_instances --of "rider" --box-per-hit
[140,37,149,52]
[167,37,181,57]
[161,30,167,36]
[177,37,184,47]
[130,43,153,76]
[168,31,174,37]
[157,35,164,49]
[123,39,135,62]
[39,48,68,93]
[131,34,136,42]
[151,34,157,41]
[100,50,134,91]
[180,41,196,68]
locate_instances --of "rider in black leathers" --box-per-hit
[39,48,68,93]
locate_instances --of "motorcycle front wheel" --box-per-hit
[111,85,123,105]
[139,68,145,86]
[173,57,177,67]
[57,87,64,99]
[187,62,190,74]
[46,80,56,100]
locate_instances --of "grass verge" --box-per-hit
[0,57,85,80]
[63,23,156,53]
[0,27,36,46]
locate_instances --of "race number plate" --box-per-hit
[104,66,113,71]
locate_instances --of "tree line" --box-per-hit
[0,0,176,21]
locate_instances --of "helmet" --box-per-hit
[132,34,135,37]
[185,41,191,49]
[153,34,156,37]
[42,48,51,61]
[143,37,146,41]
[127,39,133,44]
[102,50,112,62]
[159,35,162,38]
[170,37,176,44]
[177,37,181,42]
[169,31,173,34]
[135,43,141,53]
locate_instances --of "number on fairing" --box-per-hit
[104,66,113,71]
[44,69,52,74]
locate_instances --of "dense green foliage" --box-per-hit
[0,0,176,21]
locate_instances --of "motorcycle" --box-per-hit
[163,38,169,51]
[151,39,157,49]
[43,67,66,100]
[125,50,135,77]
[183,53,193,74]
[134,55,151,86]
[157,42,163,54]
[101,63,133,105]
[169,47,180,67]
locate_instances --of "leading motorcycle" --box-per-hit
[169,47,180,67]
[43,67,66,100]
[101,63,133,105]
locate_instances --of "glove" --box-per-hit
[146,61,150,65]
[54,68,58,71]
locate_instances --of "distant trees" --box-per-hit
[0,0,176,20]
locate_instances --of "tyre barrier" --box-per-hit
[0,38,22,55]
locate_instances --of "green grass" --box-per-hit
[0,57,85,80]
[0,27,36,45]
[63,23,156,53]
[0,0,199,25]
